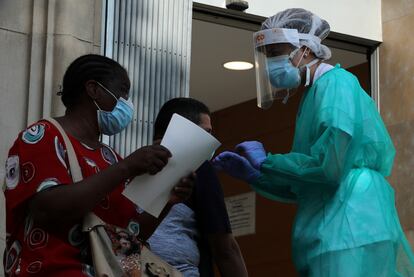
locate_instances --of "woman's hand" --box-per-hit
[123,145,172,177]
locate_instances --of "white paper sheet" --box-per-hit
[123,113,221,217]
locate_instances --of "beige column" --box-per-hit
[380,0,414,246]
[0,0,102,275]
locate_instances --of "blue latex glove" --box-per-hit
[212,151,260,184]
[235,141,267,170]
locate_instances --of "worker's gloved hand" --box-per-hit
[235,141,267,170]
[212,151,260,184]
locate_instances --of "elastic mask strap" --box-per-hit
[93,100,102,111]
[96,81,118,101]
[289,48,300,61]
[282,90,290,105]
[291,47,320,86]
[290,48,307,68]
[303,58,320,87]
[94,81,120,112]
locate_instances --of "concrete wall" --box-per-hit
[195,0,382,41]
[380,0,414,246]
[0,0,102,275]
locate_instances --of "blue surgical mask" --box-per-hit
[266,55,301,89]
[94,82,134,135]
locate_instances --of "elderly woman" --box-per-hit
[213,8,414,277]
[3,54,193,276]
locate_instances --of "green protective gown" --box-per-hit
[252,65,414,276]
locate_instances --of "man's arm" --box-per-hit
[208,233,248,277]
[194,161,248,276]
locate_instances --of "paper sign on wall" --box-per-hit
[225,191,256,237]
[123,113,221,217]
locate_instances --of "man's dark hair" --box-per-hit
[153,97,211,140]
[60,54,128,108]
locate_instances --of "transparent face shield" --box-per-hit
[253,28,306,109]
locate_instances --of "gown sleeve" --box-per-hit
[251,69,395,202]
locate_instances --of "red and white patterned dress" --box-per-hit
[4,119,142,276]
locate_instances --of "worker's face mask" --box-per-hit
[266,55,301,89]
[267,48,320,91]
[94,82,134,136]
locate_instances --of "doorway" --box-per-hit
[190,3,377,276]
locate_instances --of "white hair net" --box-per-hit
[261,8,331,60]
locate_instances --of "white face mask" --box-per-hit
[94,82,134,135]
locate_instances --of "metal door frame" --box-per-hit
[192,2,381,110]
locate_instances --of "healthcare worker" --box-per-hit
[213,8,414,277]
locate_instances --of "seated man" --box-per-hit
[148,98,248,277]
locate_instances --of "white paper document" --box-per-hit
[123,113,221,217]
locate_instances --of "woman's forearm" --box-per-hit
[29,159,131,227]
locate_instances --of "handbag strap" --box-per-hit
[46,118,104,229]
[46,118,83,183]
